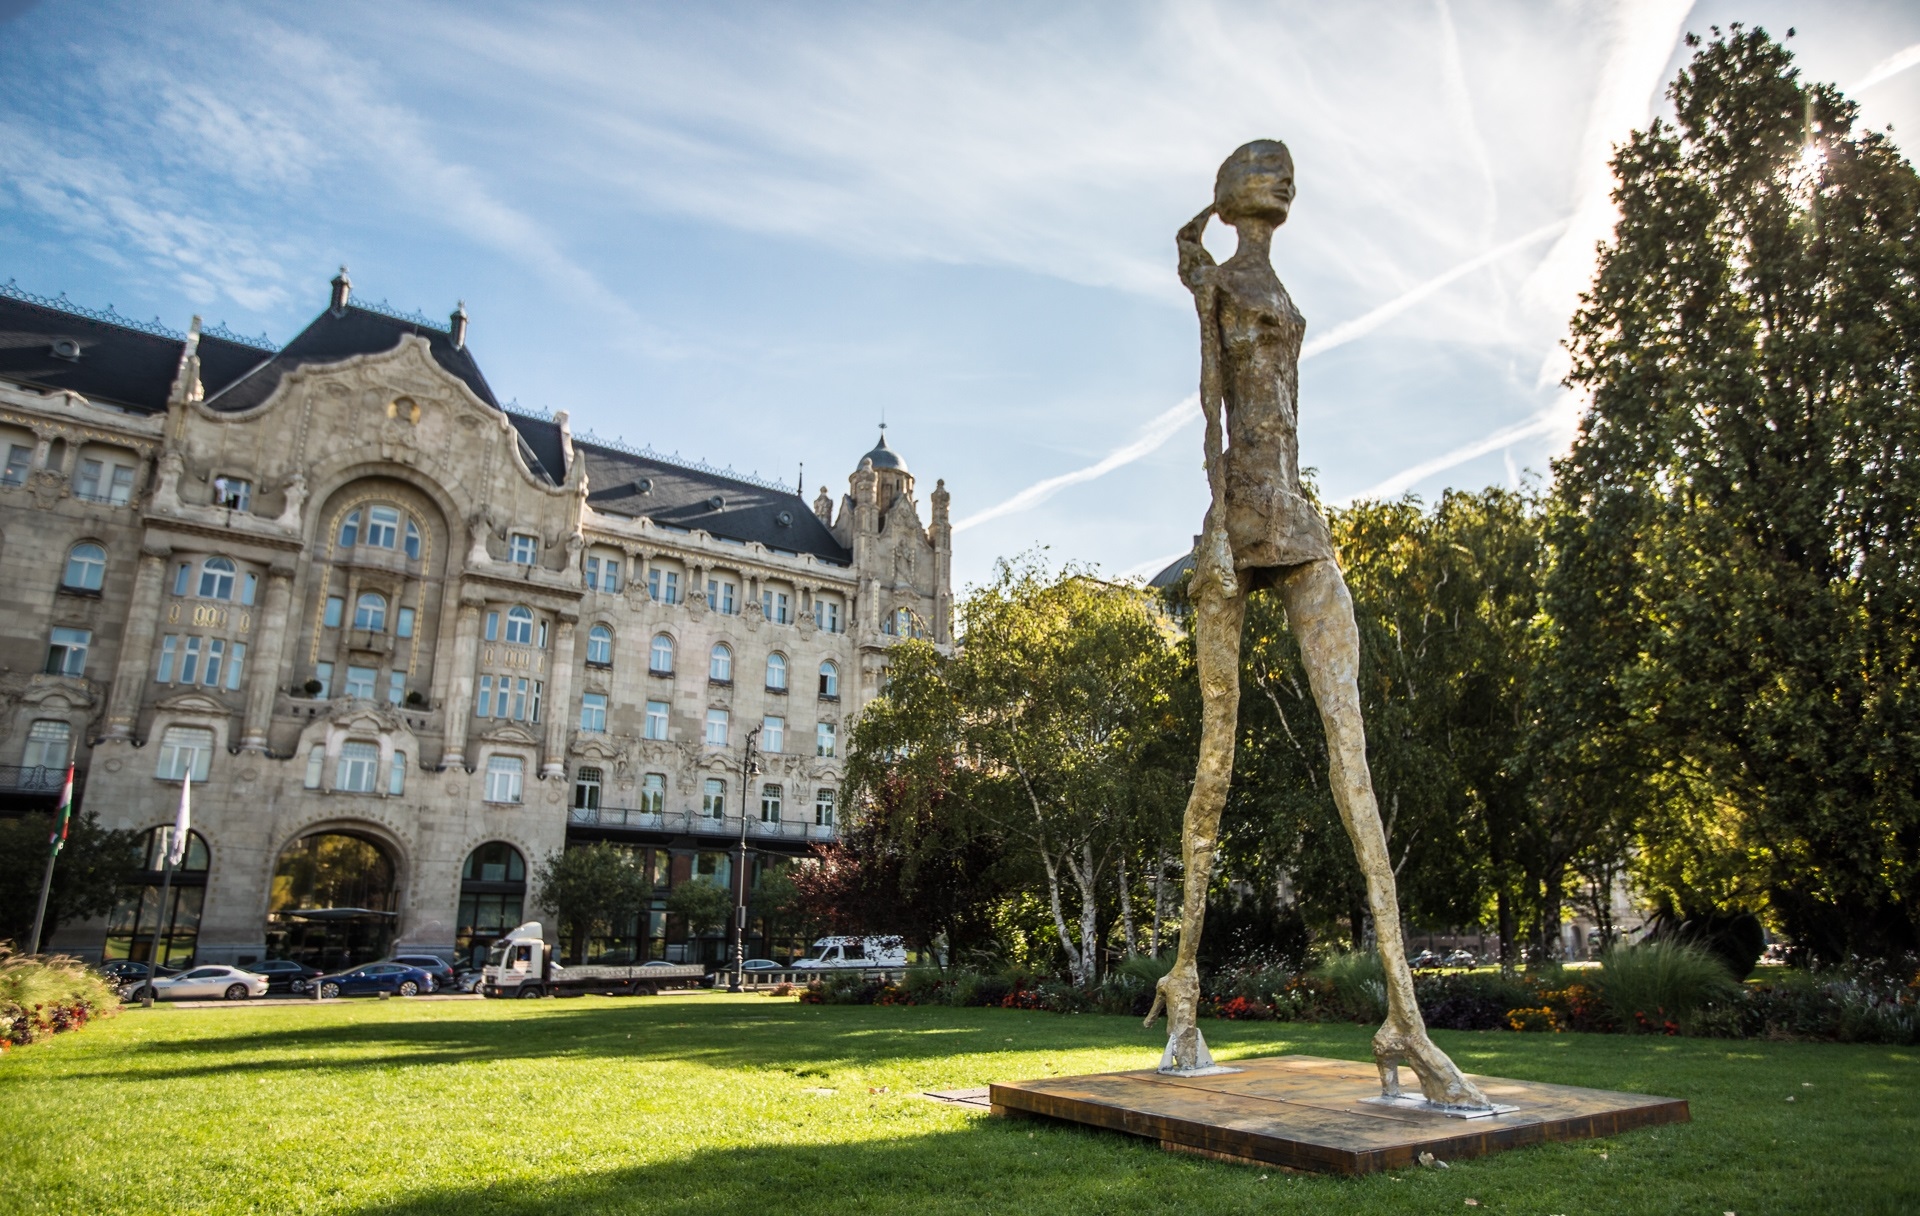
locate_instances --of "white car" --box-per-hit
[791,936,908,969]
[125,965,270,1002]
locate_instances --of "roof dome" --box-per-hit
[862,431,908,473]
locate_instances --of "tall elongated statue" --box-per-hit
[1145,139,1490,1110]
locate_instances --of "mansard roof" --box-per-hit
[204,303,499,413]
[516,413,851,566]
[0,289,267,414]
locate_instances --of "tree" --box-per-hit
[665,877,731,939]
[1549,25,1920,960]
[0,811,139,948]
[534,844,652,962]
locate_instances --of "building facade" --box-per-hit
[0,273,951,970]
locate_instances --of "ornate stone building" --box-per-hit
[0,273,952,969]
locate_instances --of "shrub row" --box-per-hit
[0,948,120,1050]
[796,944,1920,1045]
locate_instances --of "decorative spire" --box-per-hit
[450,300,468,349]
[330,266,352,315]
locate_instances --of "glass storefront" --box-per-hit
[456,842,526,970]
[101,828,210,967]
[266,831,398,970]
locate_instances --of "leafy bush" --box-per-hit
[1596,941,1740,1031]
[1414,971,1534,1031]
[1312,951,1387,1021]
[816,972,884,1005]
[0,948,118,1048]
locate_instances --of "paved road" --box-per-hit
[133,993,486,1010]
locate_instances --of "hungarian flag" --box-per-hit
[46,765,73,856]
[168,772,192,868]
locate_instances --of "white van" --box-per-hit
[791,935,907,969]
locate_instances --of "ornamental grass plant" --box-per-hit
[0,945,118,1047]
[1311,951,1388,1022]
[1594,941,1740,1032]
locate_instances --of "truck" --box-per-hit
[791,935,909,970]
[480,922,706,998]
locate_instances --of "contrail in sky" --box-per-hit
[1853,43,1920,92]
[952,219,1570,535]
[1349,391,1582,502]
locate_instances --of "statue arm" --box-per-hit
[1180,207,1237,599]
[1176,207,1217,292]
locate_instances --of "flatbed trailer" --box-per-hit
[480,922,705,998]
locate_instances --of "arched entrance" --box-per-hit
[102,828,210,967]
[267,830,398,970]
[456,842,527,970]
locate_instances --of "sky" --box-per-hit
[2,1,1917,593]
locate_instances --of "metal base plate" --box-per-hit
[1359,1093,1520,1120]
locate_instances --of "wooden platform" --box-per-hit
[989,1055,1687,1175]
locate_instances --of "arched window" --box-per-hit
[338,509,361,547]
[404,518,422,560]
[650,633,674,674]
[22,719,70,771]
[155,726,213,781]
[353,592,387,631]
[484,755,524,804]
[197,556,236,600]
[458,842,527,968]
[573,766,603,812]
[63,542,106,591]
[709,643,732,683]
[107,827,212,968]
[336,741,378,793]
[366,505,400,549]
[818,660,839,699]
[766,652,788,691]
[505,606,534,645]
[586,624,613,666]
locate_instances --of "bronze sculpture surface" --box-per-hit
[1145,140,1490,1110]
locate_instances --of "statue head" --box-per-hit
[1213,139,1295,227]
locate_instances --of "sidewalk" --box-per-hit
[133,993,486,1010]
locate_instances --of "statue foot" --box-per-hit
[1148,962,1216,1073]
[1373,1023,1490,1109]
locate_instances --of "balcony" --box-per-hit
[0,764,68,794]
[567,805,836,842]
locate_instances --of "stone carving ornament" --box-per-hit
[1144,140,1490,1110]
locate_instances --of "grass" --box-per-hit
[2,994,1915,1215]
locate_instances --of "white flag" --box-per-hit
[168,772,192,867]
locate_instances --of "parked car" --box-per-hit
[792,936,907,969]
[123,965,269,1002]
[245,959,320,994]
[387,954,458,991]
[97,960,178,986]
[706,959,790,987]
[312,963,435,999]
[1409,949,1443,969]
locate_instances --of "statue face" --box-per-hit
[1214,140,1296,227]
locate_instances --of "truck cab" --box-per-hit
[792,935,908,969]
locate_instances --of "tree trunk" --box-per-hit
[1118,854,1135,957]
[1497,889,1517,972]
[1038,843,1087,985]
[1149,850,1167,955]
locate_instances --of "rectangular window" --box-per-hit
[225,642,246,691]
[584,556,600,591]
[178,636,202,685]
[509,677,527,722]
[760,783,782,823]
[816,721,836,758]
[323,596,344,628]
[762,592,791,624]
[314,662,333,699]
[241,573,257,606]
[484,611,499,642]
[156,635,178,684]
[396,607,415,638]
[702,777,726,818]
[304,746,324,789]
[815,788,836,827]
[573,766,603,811]
[644,700,669,740]
[531,680,543,724]
[476,675,494,719]
[389,750,407,796]
[46,627,90,677]
[387,671,405,705]
[156,726,213,782]
[2,444,30,486]
[366,506,398,548]
[818,601,841,633]
[108,464,135,506]
[485,755,524,804]
[23,720,71,770]
[336,741,377,793]
[212,476,251,511]
[579,693,608,732]
[202,638,225,688]
[705,708,729,747]
[171,563,191,596]
[602,558,621,593]
[707,580,736,614]
[647,569,659,601]
[345,665,376,700]
[509,533,538,565]
[640,772,665,814]
[75,459,103,501]
[761,716,784,753]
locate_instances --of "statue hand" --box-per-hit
[1177,206,1217,289]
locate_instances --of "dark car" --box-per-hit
[96,960,179,985]
[388,954,458,991]
[246,959,320,994]
[313,963,434,999]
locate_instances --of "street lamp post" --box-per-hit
[729,725,762,993]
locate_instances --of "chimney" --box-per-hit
[330,266,352,314]
[450,300,468,349]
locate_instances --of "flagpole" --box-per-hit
[142,772,191,1009]
[26,764,74,956]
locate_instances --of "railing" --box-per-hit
[568,805,837,841]
[0,765,68,794]
[712,966,906,990]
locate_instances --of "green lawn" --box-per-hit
[2,994,1914,1215]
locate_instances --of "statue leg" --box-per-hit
[1276,559,1490,1108]
[1145,575,1245,1073]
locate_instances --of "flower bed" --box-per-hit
[0,948,119,1051]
